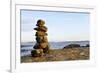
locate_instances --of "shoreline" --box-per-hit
[21,47,89,63]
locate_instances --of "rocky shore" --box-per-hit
[21,47,89,63]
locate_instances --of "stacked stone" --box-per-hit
[31,19,50,57]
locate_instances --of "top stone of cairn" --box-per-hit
[36,19,45,26]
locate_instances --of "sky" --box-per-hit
[21,10,90,42]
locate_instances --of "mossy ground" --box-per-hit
[21,47,89,63]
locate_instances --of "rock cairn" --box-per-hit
[31,19,50,57]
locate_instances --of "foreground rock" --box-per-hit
[21,47,89,63]
[31,49,44,57]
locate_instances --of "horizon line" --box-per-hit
[21,40,90,43]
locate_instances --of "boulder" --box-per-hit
[39,42,48,49]
[36,36,48,43]
[31,49,44,57]
[43,44,50,53]
[36,19,45,26]
[35,31,47,36]
[34,42,49,49]
[33,43,40,49]
[36,36,44,43]
[42,36,48,42]
[63,44,80,49]
[34,26,47,32]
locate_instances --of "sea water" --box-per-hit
[21,41,89,56]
